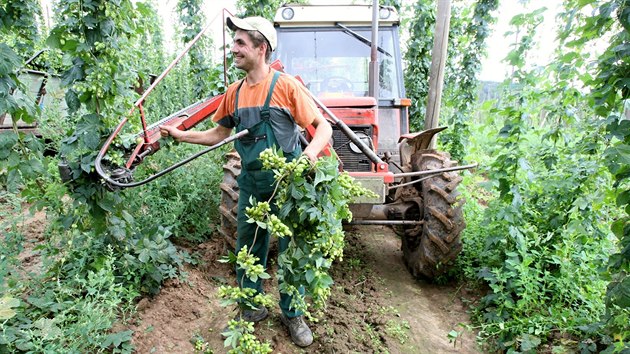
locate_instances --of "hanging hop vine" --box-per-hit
[254,148,375,315]
[218,148,376,352]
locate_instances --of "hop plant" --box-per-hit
[245,199,271,222]
[267,214,291,238]
[260,148,286,170]
[220,148,375,352]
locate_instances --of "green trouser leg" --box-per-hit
[236,170,304,317]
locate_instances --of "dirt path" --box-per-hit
[129,225,479,353]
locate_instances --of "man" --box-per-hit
[160,16,332,348]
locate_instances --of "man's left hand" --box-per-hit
[302,150,318,163]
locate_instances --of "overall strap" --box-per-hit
[261,71,281,121]
[233,79,246,121]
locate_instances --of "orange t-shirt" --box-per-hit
[213,69,322,130]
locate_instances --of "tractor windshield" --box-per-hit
[274,27,402,99]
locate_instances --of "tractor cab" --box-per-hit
[273,4,410,173]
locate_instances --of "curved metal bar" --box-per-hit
[95,130,249,189]
[386,162,478,191]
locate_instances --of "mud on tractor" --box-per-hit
[95,2,476,280]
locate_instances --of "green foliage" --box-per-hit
[0,127,44,192]
[177,0,213,99]
[0,245,136,352]
[578,1,630,350]
[0,0,42,56]
[135,1,165,85]
[236,0,284,18]
[457,3,625,352]
[0,1,43,192]
[440,0,499,161]
[404,0,498,158]
[127,139,228,243]
[47,0,185,291]
[403,0,434,132]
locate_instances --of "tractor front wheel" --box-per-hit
[401,150,465,279]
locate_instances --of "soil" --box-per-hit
[4,207,47,279]
[127,225,480,354]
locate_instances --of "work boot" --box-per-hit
[280,314,313,347]
[236,306,268,323]
[222,306,268,336]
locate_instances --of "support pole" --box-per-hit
[424,0,451,148]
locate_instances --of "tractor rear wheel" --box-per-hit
[401,150,465,279]
[219,151,240,249]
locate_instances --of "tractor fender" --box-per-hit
[398,126,448,169]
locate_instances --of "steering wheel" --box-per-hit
[321,76,353,92]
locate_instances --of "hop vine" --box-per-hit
[217,147,376,351]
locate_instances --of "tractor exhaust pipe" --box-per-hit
[368,0,379,98]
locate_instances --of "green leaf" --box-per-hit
[65,89,80,113]
[447,330,459,342]
[101,330,133,348]
[305,269,315,284]
[617,189,630,207]
[611,218,628,239]
[314,169,335,186]
[82,130,101,150]
[608,119,630,139]
[0,134,18,159]
[319,274,333,288]
[0,296,20,320]
[34,318,62,340]
[61,64,84,86]
[605,144,630,165]
[520,333,541,351]
[0,44,21,75]
[138,249,149,263]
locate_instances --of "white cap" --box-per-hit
[227,16,277,51]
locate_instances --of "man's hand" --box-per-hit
[302,149,319,163]
[160,125,185,142]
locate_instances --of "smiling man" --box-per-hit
[160,16,332,348]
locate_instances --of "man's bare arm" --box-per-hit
[160,124,233,146]
[302,114,333,162]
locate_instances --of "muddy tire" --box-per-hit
[219,151,241,249]
[401,150,464,279]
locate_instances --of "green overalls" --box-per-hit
[233,71,303,317]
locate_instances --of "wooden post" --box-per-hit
[424,0,451,149]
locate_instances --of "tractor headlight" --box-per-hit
[282,8,295,20]
[379,7,391,20]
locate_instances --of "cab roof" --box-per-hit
[273,3,399,28]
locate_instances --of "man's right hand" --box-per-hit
[160,125,185,142]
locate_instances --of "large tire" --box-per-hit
[401,150,465,279]
[219,151,241,249]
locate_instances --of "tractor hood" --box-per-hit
[319,96,376,108]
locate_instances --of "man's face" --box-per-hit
[231,29,263,72]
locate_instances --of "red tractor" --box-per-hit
[96,2,475,279]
